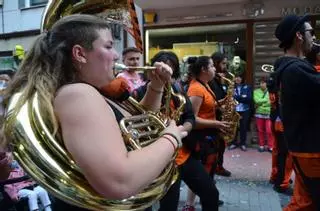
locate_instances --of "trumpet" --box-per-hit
[114,63,156,74]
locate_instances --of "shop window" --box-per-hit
[145,24,247,77]
[19,0,48,9]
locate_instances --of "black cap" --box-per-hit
[275,14,310,48]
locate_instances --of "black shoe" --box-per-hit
[218,200,224,206]
[228,144,237,150]
[240,145,247,151]
[268,148,273,153]
[273,186,293,196]
[258,146,264,152]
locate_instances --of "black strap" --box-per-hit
[106,101,124,123]
[262,90,267,99]
[195,79,218,105]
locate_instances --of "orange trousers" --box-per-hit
[284,154,320,211]
[270,131,293,189]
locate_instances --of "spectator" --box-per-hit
[4,153,52,211]
[228,74,252,151]
[253,77,274,152]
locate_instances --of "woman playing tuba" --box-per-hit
[2,8,187,211]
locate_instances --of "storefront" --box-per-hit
[140,0,320,85]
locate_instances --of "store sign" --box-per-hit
[281,5,320,16]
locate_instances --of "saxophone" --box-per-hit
[4,1,185,210]
[218,72,241,143]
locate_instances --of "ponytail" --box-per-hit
[187,56,210,78]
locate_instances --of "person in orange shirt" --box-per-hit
[132,52,220,211]
[183,56,230,211]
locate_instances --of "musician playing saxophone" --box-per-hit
[184,56,230,210]
[2,14,187,210]
[208,52,232,177]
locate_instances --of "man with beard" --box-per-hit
[208,52,231,177]
[274,14,319,211]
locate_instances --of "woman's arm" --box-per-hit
[54,83,184,199]
[189,96,228,130]
[140,62,172,111]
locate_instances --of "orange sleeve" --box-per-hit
[188,82,204,98]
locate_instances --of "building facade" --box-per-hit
[139,0,320,85]
[0,0,47,70]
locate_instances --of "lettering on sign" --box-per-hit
[281,5,320,16]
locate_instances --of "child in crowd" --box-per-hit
[4,153,52,211]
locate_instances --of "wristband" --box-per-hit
[160,132,181,149]
[161,135,177,152]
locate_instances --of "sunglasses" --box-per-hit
[305,29,315,36]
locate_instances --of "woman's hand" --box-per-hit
[148,62,173,91]
[160,120,188,149]
[216,121,231,133]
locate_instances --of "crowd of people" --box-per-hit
[0,13,319,211]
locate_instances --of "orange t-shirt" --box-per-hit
[175,146,191,166]
[168,93,192,165]
[187,79,216,120]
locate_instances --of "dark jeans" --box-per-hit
[217,137,226,167]
[232,110,251,146]
[146,156,219,211]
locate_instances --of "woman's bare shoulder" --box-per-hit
[55,83,99,98]
[54,83,108,114]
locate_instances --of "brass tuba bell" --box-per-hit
[4,1,181,210]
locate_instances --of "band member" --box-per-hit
[183,56,230,210]
[267,74,293,195]
[208,52,231,177]
[116,47,146,92]
[2,14,187,210]
[134,51,220,211]
[274,14,319,211]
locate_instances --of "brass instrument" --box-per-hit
[4,1,185,210]
[114,63,186,123]
[218,72,241,143]
[114,63,156,75]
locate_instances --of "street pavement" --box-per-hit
[177,147,293,211]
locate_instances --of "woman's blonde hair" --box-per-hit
[3,14,111,147]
